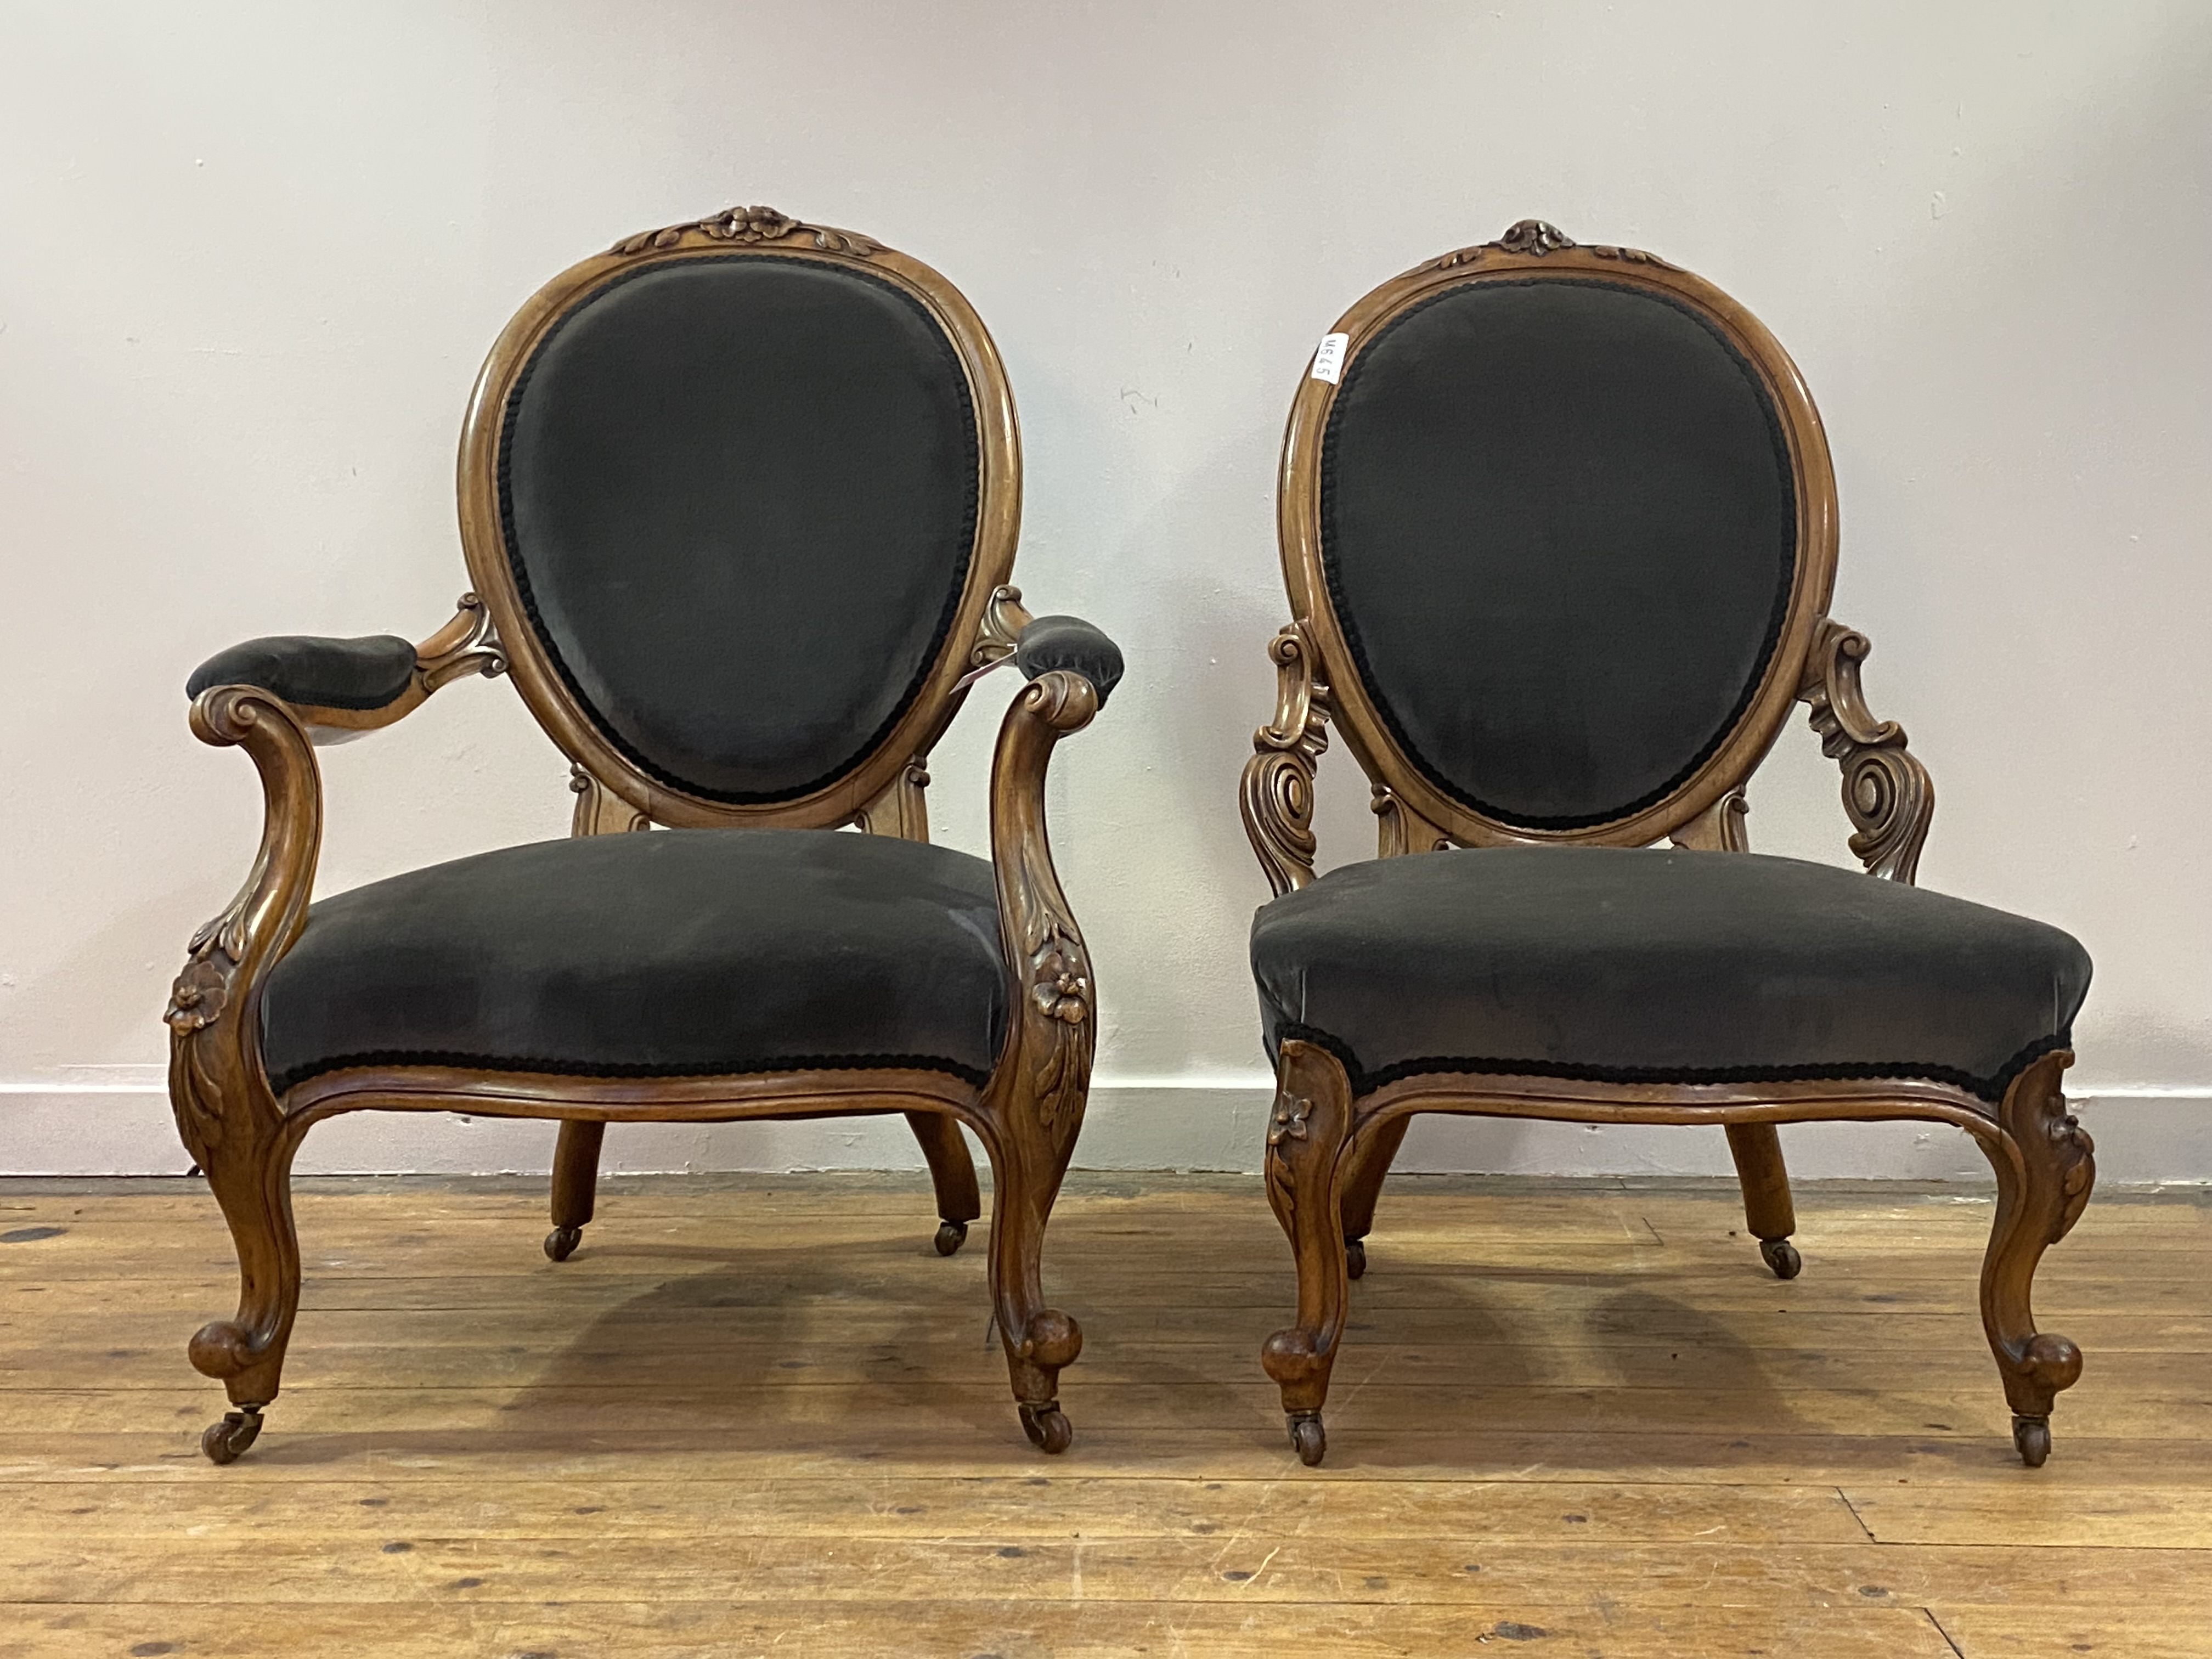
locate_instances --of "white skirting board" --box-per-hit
[2,1071,2208,1183]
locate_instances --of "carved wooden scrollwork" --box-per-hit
[568,763,650,837]
[416,592,507,691]
[1978,1049,2094,1437]
[1429,221,1677,276]
[1670,789,1751,853]
[1799,618,1934,883]
[167,686,323,1407]
[1241,623,1330,896]
[1372,785,1450,858]
[990,669,1101,1134]
[855,761,932,843]
[971,584,1034,670]
[610,205,880,259]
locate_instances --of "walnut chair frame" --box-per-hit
[168,208,1108,1463]
[1240,221,2093,1470]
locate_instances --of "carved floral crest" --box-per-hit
[612,205,881,259]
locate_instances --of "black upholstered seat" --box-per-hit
[260,828,1007,1094]
[1252,846,2090,1103]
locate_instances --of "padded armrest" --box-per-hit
[1013,615,1124,708]
[185,634,419,712]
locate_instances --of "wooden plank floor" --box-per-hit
[1,1172,2207,1657]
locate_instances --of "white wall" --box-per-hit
[3,1,2208,1178]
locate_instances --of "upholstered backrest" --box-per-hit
[1282,226,1835,845]
[459,212,1018,827]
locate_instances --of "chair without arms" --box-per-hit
[167,206,1122,1464]
[1240,220,2094,1470]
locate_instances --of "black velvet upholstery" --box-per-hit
[500,256,980,803]
[1015,615,1124,707]
[1250,848,2091,1103]
[185,635,417,710]
[1321,278,1797,829]
[259,828,1008,1094]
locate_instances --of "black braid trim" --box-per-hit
[1271,1023,2072,1106]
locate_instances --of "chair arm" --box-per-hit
[1798,617,1936,883]
[183,594,506,735]
[966,585,1122,707]
[986,668,1104,1135]
[166,686,324,1158]
[1014,614,1124,708]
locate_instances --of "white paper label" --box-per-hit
[1310,332,1348,384]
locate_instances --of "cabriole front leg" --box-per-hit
[1261,1039,1356,1466]
[983,666,1103,1454]
[167,685,323,1464]
[975,1102,1086,1455]
[1976,1050,2094,1466]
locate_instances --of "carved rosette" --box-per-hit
[1264,1094,1315,1211]
[1027,929,1093,1130]
[1799,619,1934,883]
[611,205,880,259]
[1242,623,1330,896]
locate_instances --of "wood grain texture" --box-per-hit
[168,211,1112,1461]
[1,1176,2202,1656]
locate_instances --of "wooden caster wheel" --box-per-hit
[544,1226,582,1262]
[934,1220,968,1256]
[1289,1413,1326,1467]
[2014,1414,2052,1468]
[201,1406,263,1466]
[1760,1237,1802,1280]
[1345,1238,1367,1280]
[1018,1402,1073,1454]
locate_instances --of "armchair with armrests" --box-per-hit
[1241,221,2095,1469]
[168,206,1121,1464]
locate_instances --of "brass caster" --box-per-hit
[544,1226,583,1262]
[1288,1412,1327,1468]
[934,1220,968,1257]
[1345,1237,1367,1280]
[201,1405,263,1466]
[1018,1401,1073,1455]
[2014,1414,2052,1468]
[1760,1237,1802,1280]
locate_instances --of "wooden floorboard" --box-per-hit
[1,1174,2204,1657]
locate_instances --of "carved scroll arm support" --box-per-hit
[987,667,1105,1154]
[184,593,506,741]
[980,667,1104,1407]
[165,686,325,1405]
[1798,617,1935,883]
[167,689,324,1136]
[1240,622,1330,896]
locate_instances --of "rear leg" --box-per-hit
[1726,1122,1801,1279]
[1338,1112,1411,1280]
[906,1110,983,1255]
[545,1120,605,1261]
